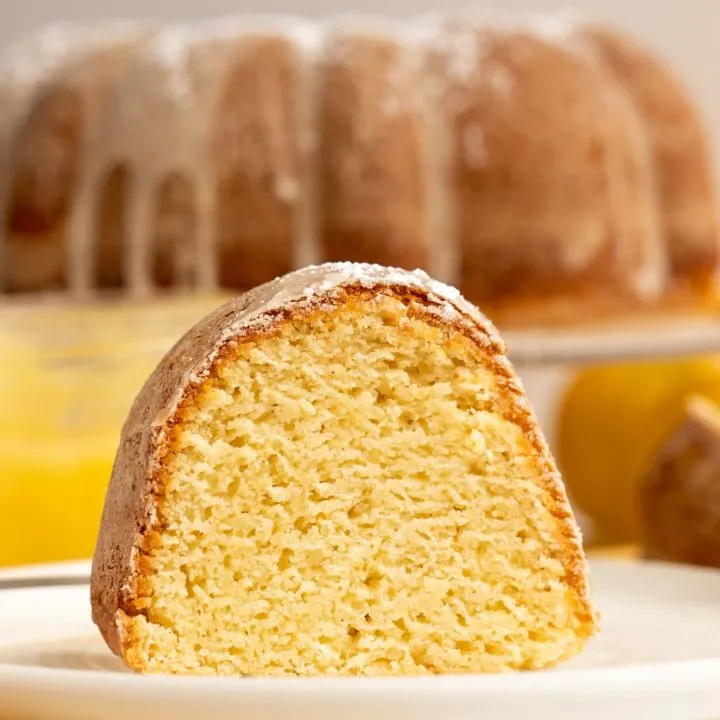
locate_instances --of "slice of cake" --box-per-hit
[639,395,720,567]
[91,262,596,676]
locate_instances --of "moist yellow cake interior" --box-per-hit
[125,294,589,675]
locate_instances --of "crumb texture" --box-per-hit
[117,291,593,676]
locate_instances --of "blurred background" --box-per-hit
[2,0,720,572]
[4,0,720,173]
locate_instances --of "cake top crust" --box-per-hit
[211,261,487,336]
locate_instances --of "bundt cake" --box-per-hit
[0,13,717,325]
[90,262,596,676]
[639,395,720,568]
[582,27,720,306]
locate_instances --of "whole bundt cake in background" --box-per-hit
[432,14,664,324]
[91,262,596,676]
[0,12,717,326]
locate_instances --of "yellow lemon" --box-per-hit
[557,355,720,546]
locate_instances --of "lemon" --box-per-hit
[557,355,720,546]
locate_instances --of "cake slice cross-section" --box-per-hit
[91,262,596,676]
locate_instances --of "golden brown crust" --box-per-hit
[90,262,595,662]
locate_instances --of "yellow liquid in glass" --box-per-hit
[0,297,222,567]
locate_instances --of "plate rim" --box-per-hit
[504,317,720,365]
[2,655,720,700]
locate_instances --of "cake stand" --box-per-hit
[504,314,720,366]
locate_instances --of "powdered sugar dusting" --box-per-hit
[445,29,479,82]
[436,7,583,84]
[439,25,517,116]
[322,15,416,48]
[0,20,145,87]
[218,262,489,344]
[0,23,80,86]
[527,9,581,43]
[0,9,584,102]
[148,25,199,101]
[441,7,579,40]
[145,16,320,103]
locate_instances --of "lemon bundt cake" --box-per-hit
[639,396,720,568]
[582,27,720,307]
[433,16,663,324]
[0,13,717,324]
[90,263,596,676]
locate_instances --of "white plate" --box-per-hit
[1,559,720,720]
[0,559,90,583]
